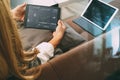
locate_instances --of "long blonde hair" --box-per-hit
[0,0,41,79]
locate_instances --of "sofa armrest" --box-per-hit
[48,36,104,80]
[36,63,59,80]
[47,28,120,80]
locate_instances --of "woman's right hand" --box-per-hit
[53,20,66,40]
[49,20,66,48]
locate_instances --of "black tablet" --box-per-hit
[24,4,61,30]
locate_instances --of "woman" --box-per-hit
[0,0,66,80]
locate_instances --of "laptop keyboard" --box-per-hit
[73,17,104,37]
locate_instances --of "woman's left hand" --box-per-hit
[11,3,26,21]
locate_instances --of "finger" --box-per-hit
[20,16,25,21]
[59,20,66,29]
[20,2,27,8]
[56,20,61,30]
[57,20,62,27]
[52,32,56,37]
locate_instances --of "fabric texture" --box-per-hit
[18,21,86,52]
[36,42,54,64]
[58,23,86,52]
[18,21,53,51]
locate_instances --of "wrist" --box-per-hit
[49,37,62,48]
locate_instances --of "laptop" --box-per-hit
[24,4,61,31]
[73,0,119,36]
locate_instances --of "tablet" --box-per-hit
[24,4,61,30]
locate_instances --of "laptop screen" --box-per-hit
[81,0,119,30]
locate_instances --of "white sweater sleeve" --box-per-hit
[35,42,54,64]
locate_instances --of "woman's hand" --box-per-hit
[11,3,26,21]
[53,20,66,40]
[49,20,66,48]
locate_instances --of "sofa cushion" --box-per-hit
[58,23,86,52]
[19,27,53,51]
[109,0,120,8]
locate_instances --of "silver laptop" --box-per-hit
[73,0,119,36]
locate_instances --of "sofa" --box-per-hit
[18,0,120,80]
[34,0,120,80]
[37,27,120,80]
